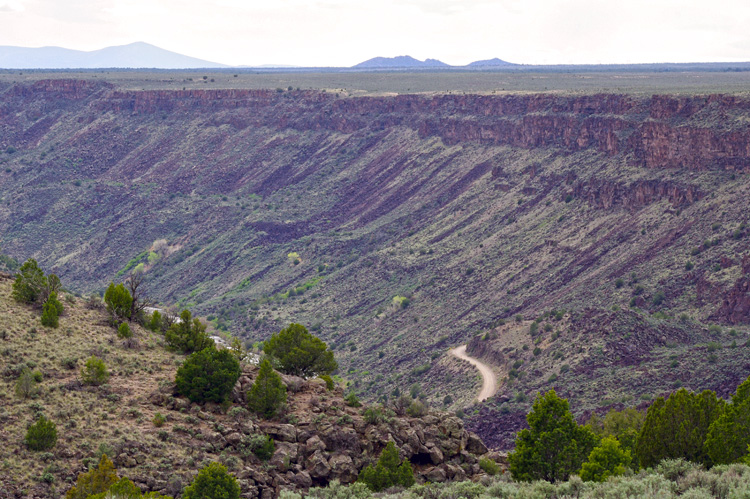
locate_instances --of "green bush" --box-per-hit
[15,367,39,398]
[358,441,414,492]
[319,374,335,391]
[579,436,631,482]
[182,462,240,499]
[247,358,286,418]
[65,454,119,499]
[479,457,500,476]
[40,300,59,328]
[117,322,132,339]
[25,415,57,451]
[248,434,275,461]
[81,356,110,386]
[345,392,362,407]
[104,282,132,320]
[264,323,337,377]
[406,400,428,417]
[149,310,163,332]
[706,374,750,464]
[175,347,240,404]
[152,413,166,427]
[165,310,213,353]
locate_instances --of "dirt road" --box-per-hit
[449,345,498,402]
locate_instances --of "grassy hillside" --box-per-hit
[0,278,493,498]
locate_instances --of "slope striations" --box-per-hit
[1,80,749,421]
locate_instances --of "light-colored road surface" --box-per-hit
[449,345,498,402]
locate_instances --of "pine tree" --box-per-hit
[509,389,598,482]
[104,282,132,320]
[636,388,724,468]
[41,299,59,328]
[705,375,750,464]
[165,310,213,353]
[175,347,241,403]
[247,358,286,418]
[117,322,132,339]
[25,415,57,451]
[12,258,47,304]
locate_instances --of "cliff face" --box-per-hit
[5,82,750,171]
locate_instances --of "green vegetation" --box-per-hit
[65,454,119,499]
[358,441,415,492]
[705,376,750,465]
[117,321,132,339]
[80,355,110,385]
[479,457,500,476]
[182,462,240,499]
[247,358,287,418]
[636,388,724,468]
[165,310,213,353]
[509,390,597,482]
[104,282,132,321]
[175,347,241,403]
[264,323,337,377]
[12,259,49,304]
[579,436,632,482]
[25,415,57,451]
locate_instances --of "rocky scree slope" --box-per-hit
[0,80,749,411]
[0,277,493,498]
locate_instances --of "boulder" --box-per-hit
[328,453,357,483]
[466,432,488,455]
[422,466,447,482]
[266,423,297,442]
[305,450,331,479]
[291,471,312,488]
[428,445,444,465]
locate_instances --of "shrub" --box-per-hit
[652,291,666,306]
[247,358,286,418]
[104,282,132,320]
[579,436,631,482]
[364,405,386,424]
[165,310,213,353]
[263,323,337,377]
[15,368,39,398]
[117,322,132,339]
[81,356,109,386]
[319,374,334,391]
[358,441,414,492]
[479,457,500,476]
[65,454,118,499]
[705,374,750,464]
[175,347,241,404]
[615,278,624,289]
[406,400,428,417]
[182,462,240,499]
[25,415,57,451]
[248,434,275,461]
[152,413,166,427]
[685,261,694,270]
[345,392,362,407]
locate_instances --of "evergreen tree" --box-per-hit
[636,388,725,468]
[41,299,59,328]
[149,310,163,332]
[579,436,632,482]
[247,358,286,418]
[12,258,47,304]
[705,375,750,464]
[358,441,415,492]
[587,407,644,468]
[176,347,241,403]
[80,356,110,386]
[25,415,57,451]
[509,389,598,482]
[182,462,240,499]
[263,323,337,378]
[104,282,133,320]
[165,310,213,353]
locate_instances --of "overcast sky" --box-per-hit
[1,0,749,66]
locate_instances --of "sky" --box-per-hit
[0,0,749,67]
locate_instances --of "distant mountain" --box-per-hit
[353,55,449,69]
[0,42,228,69]
[467,57,515,67]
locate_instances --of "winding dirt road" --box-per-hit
[449,345,498,402]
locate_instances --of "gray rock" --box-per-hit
[306,450,332,478]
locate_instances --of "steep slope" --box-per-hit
[1,81,749,416]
